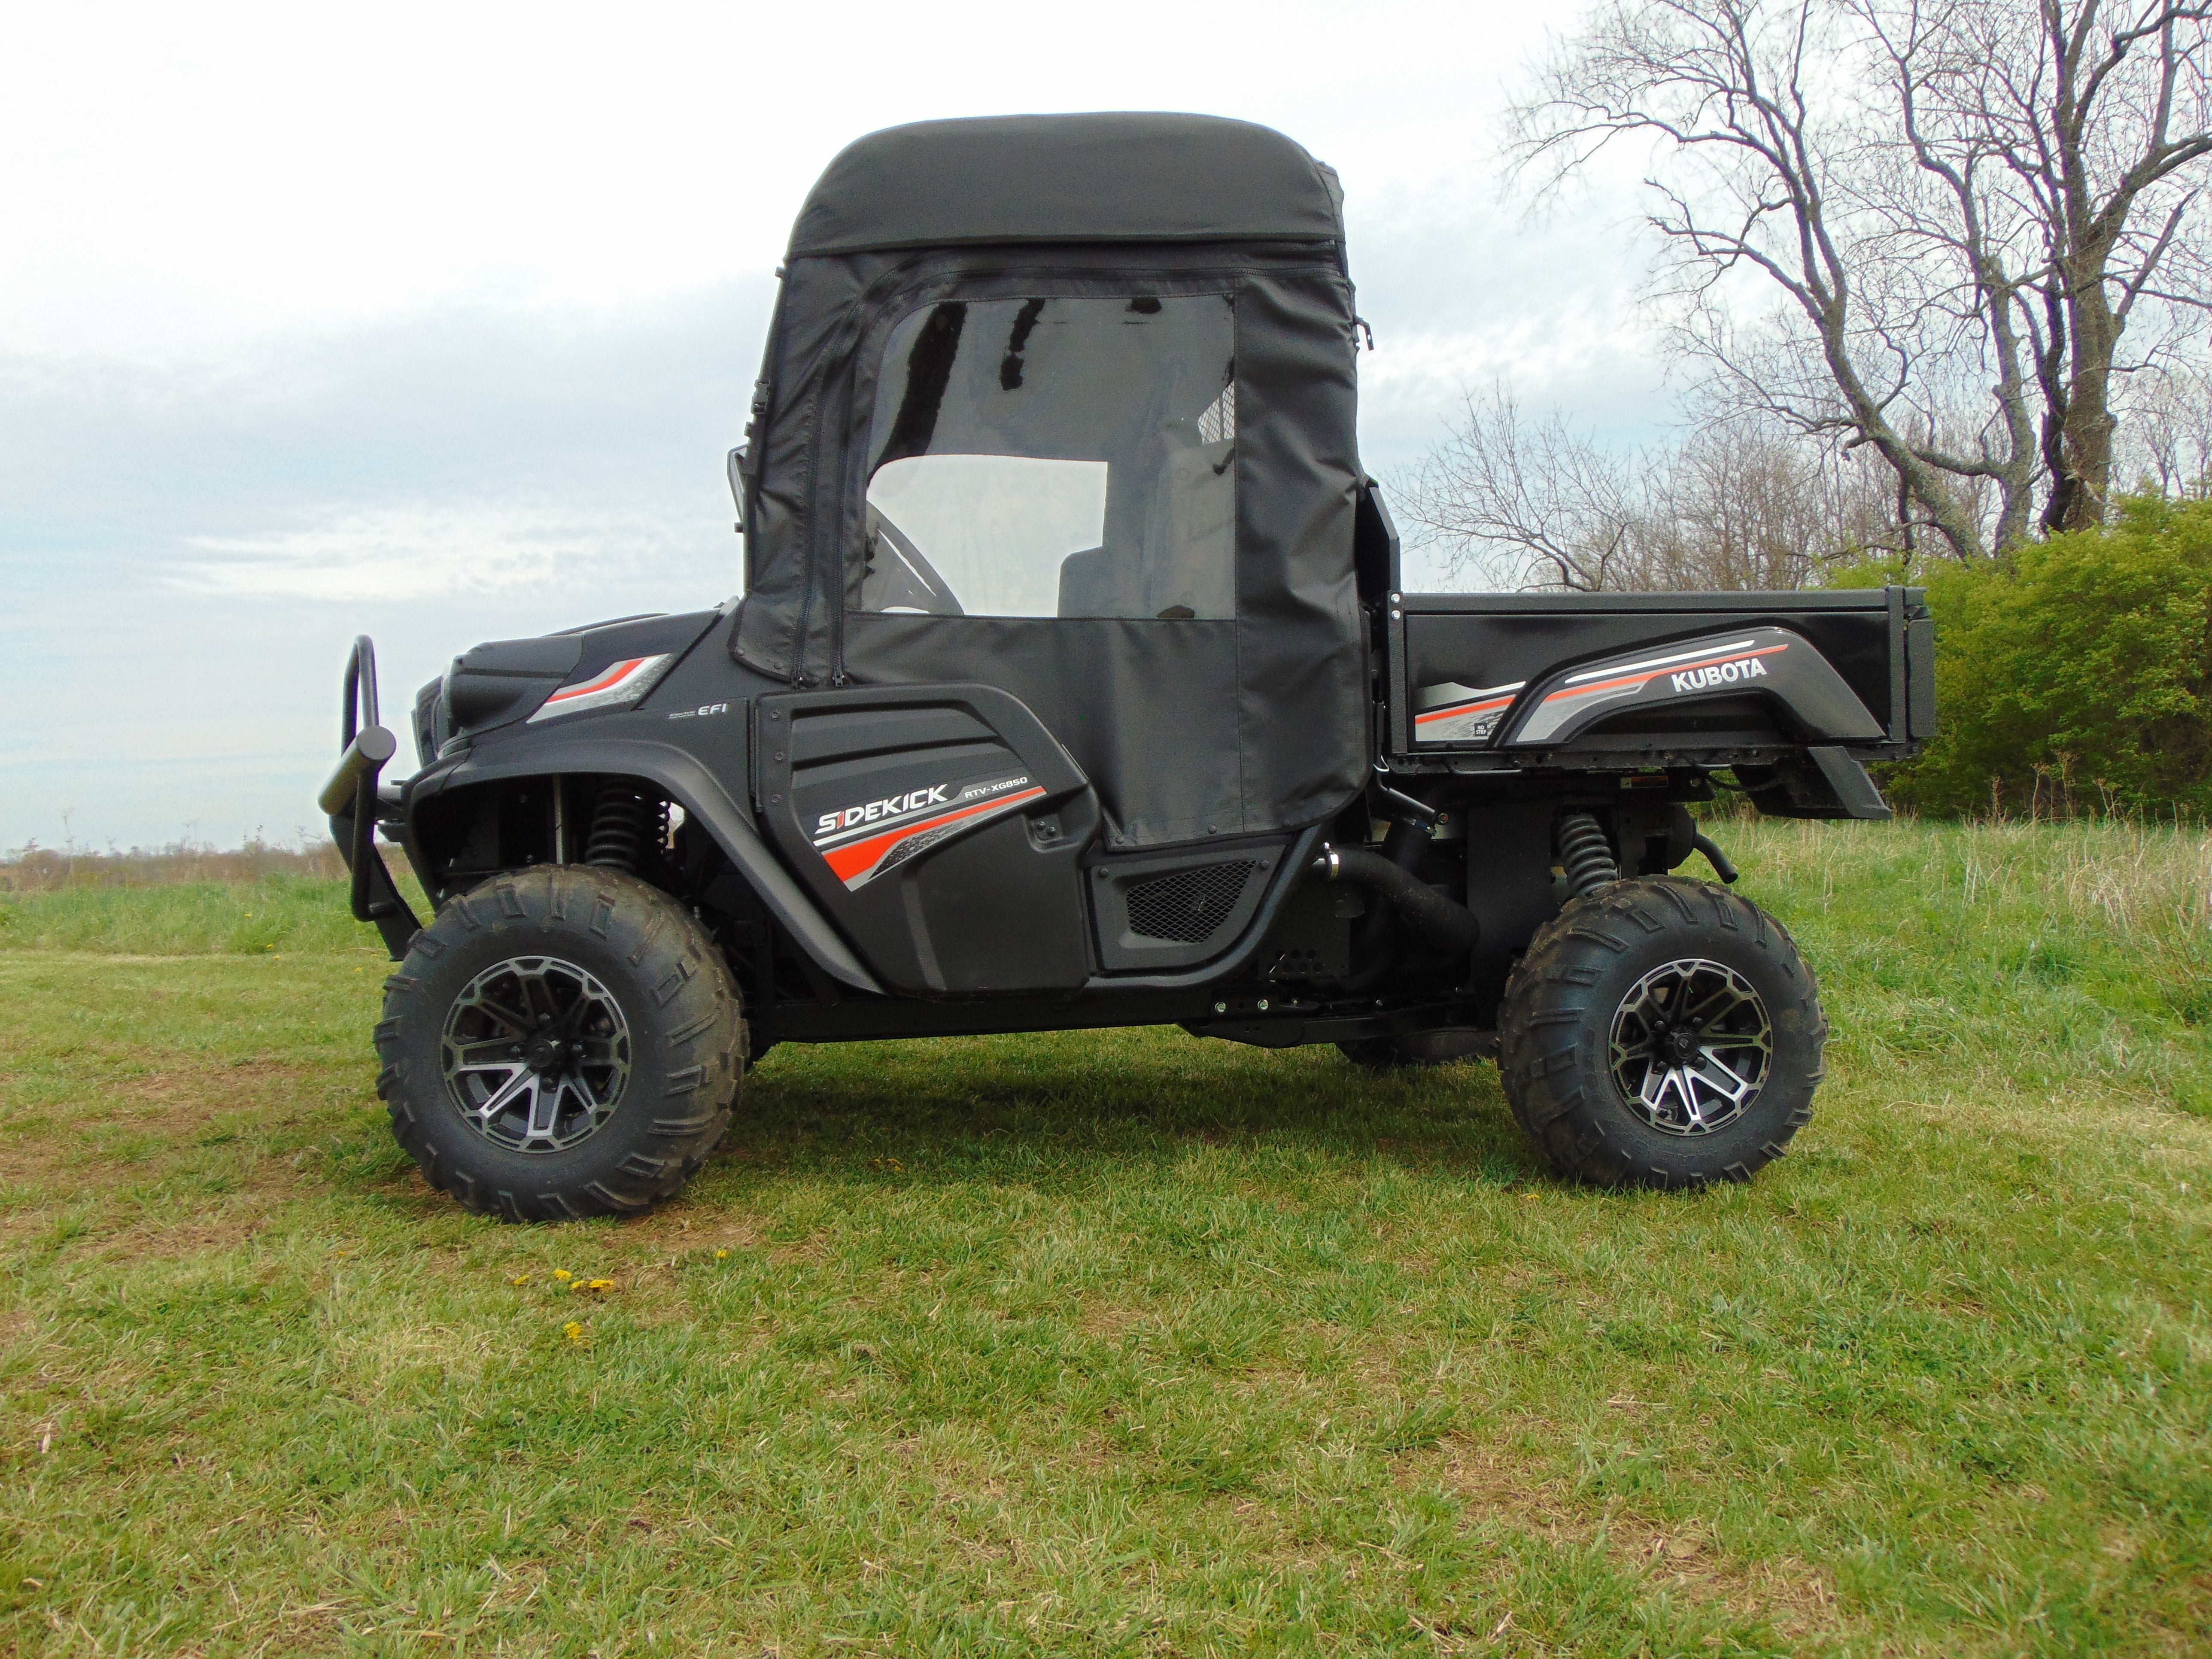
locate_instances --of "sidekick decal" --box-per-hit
[1413,679,1525,744]
[809,772,1048,890]
[1500,626,1884,748]
[527,654,674,721]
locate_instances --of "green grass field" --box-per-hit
[2,820,2207,1656]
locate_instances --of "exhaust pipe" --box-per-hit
[1692,831,1740,884]
[1312,845,1480,956]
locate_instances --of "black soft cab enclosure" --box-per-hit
[321,112,1932,1221]
[733,112,1370,850]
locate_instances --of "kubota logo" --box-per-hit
[1671,656,1770,693]
[817,786,950,838]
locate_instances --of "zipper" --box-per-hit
[747,275,813,689]
[828,530,850,685]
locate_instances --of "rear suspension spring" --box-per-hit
[1556,811,1620,899]
[584,785,649,872]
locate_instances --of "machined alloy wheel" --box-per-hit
[441,956,633,1153]
[376,866,746,1221]
[1607,958,1771,1136]
[1497,876,1824,1189]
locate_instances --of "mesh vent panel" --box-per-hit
[1125,861,1256,944]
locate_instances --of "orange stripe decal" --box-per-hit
[548,656,648,702]
[1414,695,1516,726]
[1540,643,1789,704]
[822,787,1048,886]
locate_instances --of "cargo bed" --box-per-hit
[1383,586,1934,781]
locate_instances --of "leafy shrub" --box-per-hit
[1878,495,2212,819]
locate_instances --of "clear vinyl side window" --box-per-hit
[857,295,1235,620]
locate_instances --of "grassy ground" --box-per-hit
[1,819,2207,1656]
[0,853,424,956]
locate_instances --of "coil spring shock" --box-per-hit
[1556,810,1620,899]
[584,785,648,872]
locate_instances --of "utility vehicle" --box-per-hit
[322,113,1932,1220]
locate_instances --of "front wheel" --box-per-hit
[375,867,746,1220]
[1498,877,1824,1189]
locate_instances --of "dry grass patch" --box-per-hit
[1417,1432,1859,1650]
[1074,1297,1151,1340]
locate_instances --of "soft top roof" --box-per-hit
[787,112,1344,256]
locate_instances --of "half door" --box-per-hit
[756,683,1097,995]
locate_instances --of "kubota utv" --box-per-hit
[322,113,1932,1220]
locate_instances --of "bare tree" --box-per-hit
[1395,388,1643,590]
[1640,414,1906,581]
[1401,386,1904,590]
[1513,0,2212,555]
[2125,356,2212,487]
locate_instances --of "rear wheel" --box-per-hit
[1497,877,1823,1188]
[375,867,745,1220]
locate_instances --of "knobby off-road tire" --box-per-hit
[375,867,745,1221]
[1498,876,1825,1190]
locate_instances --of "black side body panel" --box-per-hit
[756,684,1097,995]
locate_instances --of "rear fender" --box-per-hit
[1498,626,1884,749]
[407,737,883,993]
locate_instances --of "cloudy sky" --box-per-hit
[0,0,1669,851]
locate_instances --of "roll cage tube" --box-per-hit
[325,635,423,957]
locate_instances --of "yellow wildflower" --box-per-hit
[510,1274,529,1287]
[715,1249,729,1261]
[563,1322,586,1343]
[586,1278,614,1291]
[552,1269,571,1281]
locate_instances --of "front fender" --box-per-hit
[408,735,884,994]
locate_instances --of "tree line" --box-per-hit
[1405,0,2212,815]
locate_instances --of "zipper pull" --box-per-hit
[1353,316,1375,351]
